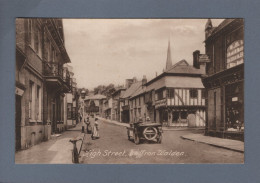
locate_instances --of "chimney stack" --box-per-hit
[142,75,147,86]
[193,50,200,69]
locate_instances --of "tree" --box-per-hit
[78,88,89,96]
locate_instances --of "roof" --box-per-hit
[85,94,106,100]
[146,60,204,86]
[165,76,204,89]
[121,81,142,99]
[131,85,146,99]
[206,19,243,41]
[166,60,204,75]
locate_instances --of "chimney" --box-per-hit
[193,50,200,69]
[142,75,147,86]
[133,77,137,83]
[125,79,133,89]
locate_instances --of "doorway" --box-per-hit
[15,95,22,151]
[52,103,56,133]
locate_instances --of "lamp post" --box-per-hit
[80,90,86,133]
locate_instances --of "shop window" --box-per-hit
[180,111,188,119]
[226,40,244,69]
[190,89,198,98]
[172,112,179,122]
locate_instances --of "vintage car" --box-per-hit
[127,119,163,144]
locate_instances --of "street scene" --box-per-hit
[15,18,244,164]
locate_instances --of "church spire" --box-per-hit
[166,40,173,71]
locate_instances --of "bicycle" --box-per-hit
[69,138,82,164]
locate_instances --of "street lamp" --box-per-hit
[81,90,86,133]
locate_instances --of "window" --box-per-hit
[190,89,198,98]
[28,19,33,45]
[167,89,175,99]
[29,81,33,119]
[29,81,36,120]
[226,40,244,69]
[36,86,42,121]
[52,46,56,62]
[34,29,39,53]
[157,90,164,100]
[201,89,206,99]
[67,103,72,120]
[180,111,188,119]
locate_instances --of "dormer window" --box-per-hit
[226,40,244,69]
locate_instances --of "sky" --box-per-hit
[63,19,223,90]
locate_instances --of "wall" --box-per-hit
[207,88,222,130]
[20,124,51,149]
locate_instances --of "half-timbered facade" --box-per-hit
[202,19,244,141]
[144,42,207,127]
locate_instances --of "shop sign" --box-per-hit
[155,99,167,108]
[232,97,238,102]
[199,54,210,63]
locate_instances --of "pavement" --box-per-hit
[181,134,244,153]
[15,122,85,164]
[99,117,244,153]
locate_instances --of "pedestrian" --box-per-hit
[91,118,100,140]
[79,113,82,123]
[85,116,92,134]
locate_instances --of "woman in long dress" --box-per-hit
[91,118,100,140]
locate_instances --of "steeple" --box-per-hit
[165,40,173,71]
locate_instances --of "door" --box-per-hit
[15,95,22,151]
[52,103,56,133]
[188,113,196,127]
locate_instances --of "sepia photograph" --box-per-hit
[15,18,244,164]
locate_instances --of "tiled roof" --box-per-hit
[166,59,204,75]
[121,81,142,99]
[131,85,146,99]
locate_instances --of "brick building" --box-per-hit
[202,19,244,141]
[15,18,71,150]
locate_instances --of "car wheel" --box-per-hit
[134,132,140,145]
[157,133,162,144]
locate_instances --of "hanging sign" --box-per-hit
[15,87,24,96]
[199,54,210,62]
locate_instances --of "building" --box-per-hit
[101,97,113,119]
[121,78,141,123]
[63,64,79,129]
[202,19,244,141]
[128,76,147,122]
[111,88,125,121]
[144,41,207,127]
[15,18,71,150]
[85,94,106,116]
